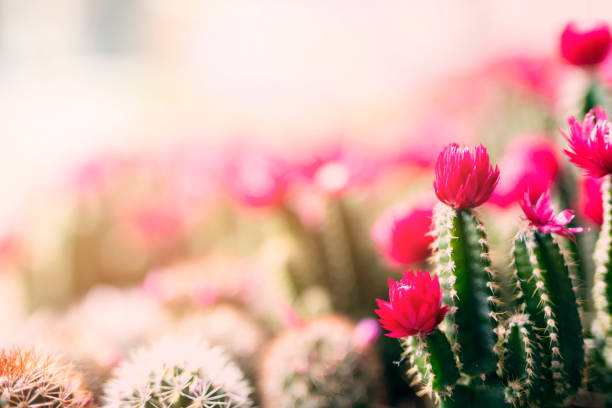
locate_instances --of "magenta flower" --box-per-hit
[563,106,612,177]
[560,22,612,67]
[371,201,434,267]
[224,151,289,208]
[434,143,500,210]
[298,145,381,197]
[375,270,448,338]
[490,136,560,208]
[519,189,587,241]
[578,175,604,225]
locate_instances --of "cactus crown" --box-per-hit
[0,348,93,408]
[103,336,252,408]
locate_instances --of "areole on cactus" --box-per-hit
[378,143,589,407]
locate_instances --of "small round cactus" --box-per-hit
[174,304,267,377]
[103,336,253,408]
[0,347,93,408]
[259,315,384,408]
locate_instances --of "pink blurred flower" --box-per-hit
[520,189,587,241]
[490,137,560,208]
[434,143,500,210]
[375,270,448,338]
[490,55,564,105]
[352,318,381,350]
[371,201,433,267]
[561,22,612,67]
[0,232,21,266]
[224,150,289,208]
[578,175,604,225]
[118,201,185,250]
[563,106,612,177]
[67,153,128,197]
[298,145,381,197]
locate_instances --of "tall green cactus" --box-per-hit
[511,229,584,403]
[432,204,499,377]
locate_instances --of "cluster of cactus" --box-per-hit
[0,348,94,408]
[406,200,583,407]
[258,315,384,408]
[103,336,253,408]
[374,142,596,408]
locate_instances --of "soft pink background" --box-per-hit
[1,1,611,224]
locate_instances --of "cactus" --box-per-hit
[376,144,589,407]
[173,304,268,378]
[103,336,253,408]
[0,347,93,408]
[258,315,384,408]
[511,224,584,400]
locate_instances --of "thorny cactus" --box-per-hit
[376,144,588,407]
[0,348,94,408]
[173,304,268,378]
[258,315,384,408]
[103,336,253,408]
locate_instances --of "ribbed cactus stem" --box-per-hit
[498,314,542,407]
[592,175,612,368]
[512,229,584,397]
[431,203,498,376]
[405,330,460,401]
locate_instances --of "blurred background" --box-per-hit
[2,1,612,406]
[2,1,612,221]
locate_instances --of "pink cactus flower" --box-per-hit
[561,22,612,67]
[490,136,560,208]
[490,55,565,106]
[520,189,587,241]
[224,151,289,208]
[434,143,500,210]
[375,270,448,338]
[578,175,604,225]
[563,106,612,178]
[371,201,433,267]
[298,145,381,197]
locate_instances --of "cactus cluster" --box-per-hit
[103,336,253,408]
[0,348,93,408]
[377,144,592,407]
[258,315,384,408]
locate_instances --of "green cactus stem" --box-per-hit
[498,314,542,407]
[512,229,584,398]
[431,203,499,376]
[404,329,460,400]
